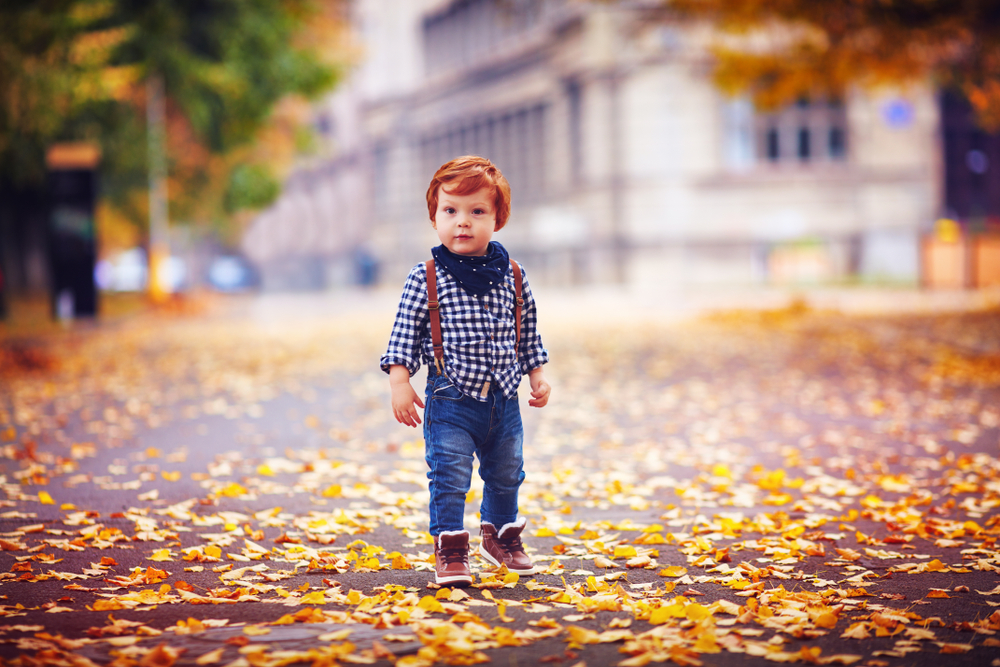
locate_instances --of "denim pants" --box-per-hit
[423,372,524,535]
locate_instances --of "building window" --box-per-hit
[566,79,583,184]
[725,97,848,168]
[797,126,810,160]
[828,126,846,159]
[420,103,549,203]
[373,142,390,217]
[423,0,567,77]
[765,127,780,162]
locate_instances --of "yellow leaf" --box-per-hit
[649,605,672,625]
[685,603,710,622]
[924,559,947,572]
[38,491,55,505]
[814,612,839,628]
[256,464,274,476]
[938,642,973,653]
[217,482,247,498]
[503,572,519,585]
[659,565,687,577]
[634,532,666,545]
[195,647,226,665]
[149,549,173,562]
[417,595,444,613]
[711,464,732,478]
[840,622,870,639]
[205,545,222,559]
[300,591,328,604]
[161,471,182,482]
[321,484,342,498]
[694,631,720,652]
[534,527,556,537]
[91,599,125,611]
[243,626,271,636]
[613,545,637,559]
[566,625,599,646]
[627,555,652,568]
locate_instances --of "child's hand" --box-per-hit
[389,366,424,427]
[527,368,550,408]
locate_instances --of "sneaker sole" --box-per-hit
[477,544,537,575]
[435,573,472,586]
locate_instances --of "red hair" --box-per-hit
[426,156,512,230]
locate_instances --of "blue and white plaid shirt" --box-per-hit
[380,261,548,401]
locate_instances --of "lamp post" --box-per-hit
[147,74,170,301]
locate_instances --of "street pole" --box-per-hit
[147,74,169,301]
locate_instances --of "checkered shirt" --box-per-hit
[380,261,549,401]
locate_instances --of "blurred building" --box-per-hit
[243,0,941,289]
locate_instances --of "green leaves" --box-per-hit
[1,0,341,232]
[225,163,280,213]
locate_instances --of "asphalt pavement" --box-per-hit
[1,286,1000,667]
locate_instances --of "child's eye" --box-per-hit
[472,209,484,215]
[444,207,456,214]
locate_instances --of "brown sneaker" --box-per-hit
[433,530,472,586]
[478,518,536,574]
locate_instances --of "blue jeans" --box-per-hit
[423,373,524,535]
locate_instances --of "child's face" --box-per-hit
[432,185,499,256]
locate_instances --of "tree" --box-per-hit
[666,0,1000,130]
[0,0,346,293]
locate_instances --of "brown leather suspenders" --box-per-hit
[425,259,445,375]
[425,258,522,376]
[511,260,523,349]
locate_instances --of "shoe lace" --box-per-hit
[439,546,468,565]
[498,534,525,554]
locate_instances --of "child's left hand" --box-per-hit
[527,368,550,408]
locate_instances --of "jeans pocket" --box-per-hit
[431,381,464,401]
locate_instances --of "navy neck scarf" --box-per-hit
[431,241,510,297]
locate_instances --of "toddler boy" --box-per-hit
[380,155,550,585]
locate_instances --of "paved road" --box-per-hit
[1,290,1000,666]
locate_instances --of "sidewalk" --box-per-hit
[236,283,1000,327]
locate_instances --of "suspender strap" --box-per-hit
[424,257,523,376]
[511,259,523,349]
[425,259,444,375]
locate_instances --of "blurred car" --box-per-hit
[207,255,258,292]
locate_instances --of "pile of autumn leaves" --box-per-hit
[5,503,1000,667]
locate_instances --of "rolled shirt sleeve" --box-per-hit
[379,264,429,377]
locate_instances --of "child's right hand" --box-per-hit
[389,366,424,428]
[391,383,424,427]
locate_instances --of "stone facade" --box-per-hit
[243,0,940,288]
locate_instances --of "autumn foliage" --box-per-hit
[670,0,1000,130]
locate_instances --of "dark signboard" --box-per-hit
[47,144,100,318]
